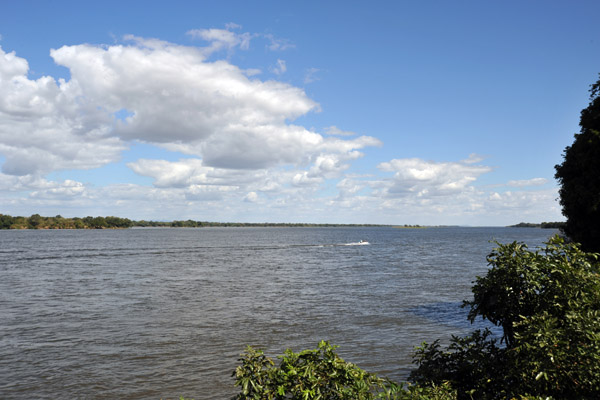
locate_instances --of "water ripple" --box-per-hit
[0,227,555,399]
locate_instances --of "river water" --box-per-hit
[0,226,558,399]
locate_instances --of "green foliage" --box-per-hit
[411,237,600,399]
[232,340,456,400]
[105,215,133,228]
[0,214,14,229]
[555,74,600,252]
[0,214,134,229]
[27,213,43,228]
[466,241,541,346]
[411,330,511,399]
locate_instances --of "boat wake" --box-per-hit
[344,241,370,246]
[315,241,370,248]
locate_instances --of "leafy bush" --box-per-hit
[411,236,600,399]
[232,340,456,400]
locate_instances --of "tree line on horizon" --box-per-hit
[0,214,135,230]
[0,214,397,230]
[0,213,566,230]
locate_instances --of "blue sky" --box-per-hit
[1,0,599,225]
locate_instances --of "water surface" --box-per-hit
[0,227,557,399]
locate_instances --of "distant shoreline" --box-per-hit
[0,213,410,230]
[0,213,564,230]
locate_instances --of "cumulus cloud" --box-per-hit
[0,32,561,226]
[127,159,209,188]
[128,150,361,194]
[0,173,83,194]
[336,177,365,200]
[484,188,563,222]
[1,34,383,181]
[378,157,492,197]
[292,171,323,187]
[244,191,259,202]
[0,46,126,176]
[361,156,563,225]
[128,158,271,188]
[185,184,237,201]
[50,38,319,147]
[29,179,87,199]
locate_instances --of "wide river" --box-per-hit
[0,226,558,399]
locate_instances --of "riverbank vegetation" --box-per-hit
[232,341,456,400]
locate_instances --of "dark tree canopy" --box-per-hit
[555,74,600,252]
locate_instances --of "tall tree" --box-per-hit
[555,75,600,252]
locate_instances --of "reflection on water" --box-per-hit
[0,227,556,399]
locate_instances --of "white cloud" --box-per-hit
[0,173,82,194]
[186,27,253,53]
[461,153,485,164]
[1,35,381,180]
[264,34,294,51]
[325,126,356,136]
[356,156,564,225]
[244,191,259,202]
[378,157,492,197]
[127,159,209,188]
[47,38,348,171]
[0,33,563,226]
[225,22,242,30]
[485,189,562,223]
[507,178,548,187]
[292,171,323,187]
[127,151,359,194]
[187,25,295,54]
[128,158,272,189]
[0,46,126,176]
[51,39,318,138]
[1,35,383,181]
[336,178,365,200]
[29,180,86,199]
[271,59,287,75]
[185,184,237,201]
